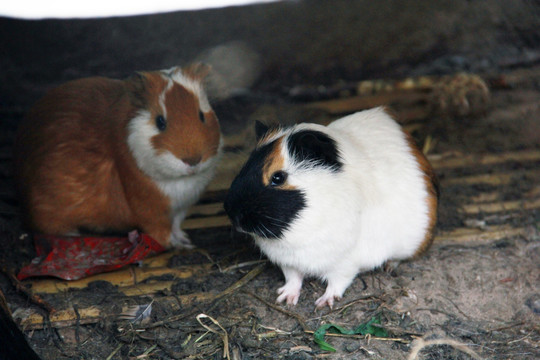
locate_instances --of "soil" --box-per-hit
[1,1,539,359]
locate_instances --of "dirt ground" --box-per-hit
[1,1,540,359]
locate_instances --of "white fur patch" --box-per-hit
[162,66,212,113]
[127,110,190,179]
[158,79,173,117]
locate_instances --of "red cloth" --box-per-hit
[17,231,165,281]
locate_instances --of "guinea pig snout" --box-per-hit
[182,155,202,167]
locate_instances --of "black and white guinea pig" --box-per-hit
[224,107,438,308]
[15,64,222,249]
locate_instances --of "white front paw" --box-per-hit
[276,283,301,306]
[170,229,195,249]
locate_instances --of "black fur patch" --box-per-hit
[224,140,306,239]
[287,130,342,171]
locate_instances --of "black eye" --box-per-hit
[270,171,287,186]
[198,110,206,123]
[155,115,167,131]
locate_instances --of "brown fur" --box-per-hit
[403,132,439,257]
[260,137,298,190]
[15,67,219,247]
[262,138,285,187]
[151,81,220,165]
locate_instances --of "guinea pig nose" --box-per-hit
[183,155,202,167]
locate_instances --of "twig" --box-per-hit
[243,290,309,332]
[216,264,266,299]
[507,330,533,345]
[487,321,525,332]
[7,272,55,313]
[136,344,158,359]
[304,329,410,344]
[105,344,122,360]
[73,304,81,350]
[327,293,381,315]
[441,296,472,320]
[407,337,483,360]
[221,260,267,273]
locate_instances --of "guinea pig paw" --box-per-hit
[314,293,341,309]
[276,286,300,306]
[170,230,195,249]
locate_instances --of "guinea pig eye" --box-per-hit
[155,115,167,131]
[198,110,206,123]
[270,171,287,187]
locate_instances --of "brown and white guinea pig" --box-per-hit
[15,64,222,249]
[224,107,438,308]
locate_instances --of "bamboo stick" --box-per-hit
[442,169,540,187]
[428,149,540,170]
[465,184,540,203]
[306,91,428,116]
[183,216,231,230]
[17,294,216,331]
[461,197,540,215]
[26,264,213,294]
[120,281,176,296]
[187,203,226,217]
[141,251,180,268]
[434,225,527,246]
[468,192,501,204]
[19,306,102,330]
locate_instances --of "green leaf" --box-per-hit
[353,317,389,338]
[313,317,388,352]
[313,324,349,352]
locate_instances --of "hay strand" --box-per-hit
[196,314,230,360]
[407,337,483,360]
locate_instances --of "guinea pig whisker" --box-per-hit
[260,223,278,239]
[263,214,287,225]
[255,224,269,238]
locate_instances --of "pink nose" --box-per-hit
[183,156,202,167]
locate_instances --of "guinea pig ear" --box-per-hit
[183,63,212,81]
[255,121,271,141]
[125,72,147,108]
[288,130,342,170]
